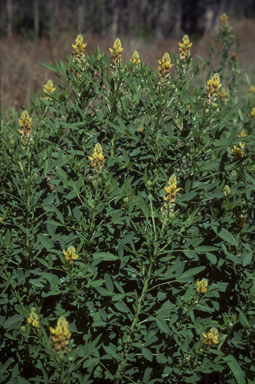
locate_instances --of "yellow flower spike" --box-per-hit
[109,38,123,64]
[219,87,228,101]
[88,144,105,170]
[220,13,228,25]
[248,107,255,119]
[223,185,230,196]
[72,34,87,57]
[130,51,141,70]
[49,317,71,352]
[179,35,192,60]
[18,110,32,143]
[249,86,255,94]
[43,80,56,100]
[196,278,208,293]
[27,308,39,328]
[235,214,247,228]
[238,130,246,139]
[19,110,32,129]
[158,53,172,78]
[207,73,222,98]
[63,246,78,264]
[232,143,244,159]
[203,328,219,346]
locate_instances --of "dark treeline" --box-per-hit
[2,0,255,40]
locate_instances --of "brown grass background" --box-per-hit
[1,16,255,115]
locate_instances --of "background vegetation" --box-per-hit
[1,3,255,384]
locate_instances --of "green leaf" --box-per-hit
[215,227,239,247]
[37,233,54,249]
[239,310,250,328]
[37,258,50,268]
[0,357,15,374]
[242,252,253,267]
[93,252,118,261]
[142,347,153,362]
[114,301,130,313]
[156,318,171,334]
[223,355,246,384]
[177,266,206,282]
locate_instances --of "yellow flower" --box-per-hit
[72,34,87,58]
[130,51,141,70]
[63,246,78,264]
[207,73,222,98]
[219,87,228,101]
[196,278,208,293]
[88,143,105,170]
[238,130,246,139]
[19,110,31,129]
[232,143,245,159]
[163,174,181,205]
[158,53,172,79]
[18,110,32,142]
[179,35,192,60]
[109,38,123,64]
[202,328,219,346]
[223,185,230,196]
[235,214,247,228]
[49,317,71,352]
[249,86,255,94]
[248,107,255,120]
[220,13,228,25]
[27,308,39,328]
[43,80,56,100]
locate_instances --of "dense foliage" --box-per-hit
[1,15,255,384]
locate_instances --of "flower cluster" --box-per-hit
[232,130,246,159]
[109,38,123,65]
[18,110,32,143]
[27,307,39,328]
[179,35,192,60]
[63,246,78,265]
[196,278,208,293]
[49,317,71,352]
[231,52,238,61]
[43,80,56,100]
[206,73,222,101]
[235,214,247,228]
[202,328,219,346]
[223,185,231,196]
[158,53,172,80]
[130,51,141,71]
[220,13,228,25]
[72,35,87,78]
[88,143,105,171]
[219,87,228,102]
[249,86,255,94]
[72,34,87,60]
[248,107,255,121]
[161,175,181,219]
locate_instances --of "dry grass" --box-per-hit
[1,17,255,115]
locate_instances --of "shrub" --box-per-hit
[1,16,255,384]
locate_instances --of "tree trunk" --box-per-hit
[34,0,39,41]
[77,0,84,34]
[111,0,119,36]
[6,0,12,37]
[101,0,106,37]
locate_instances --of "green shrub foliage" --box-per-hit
[1,17,255,384]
